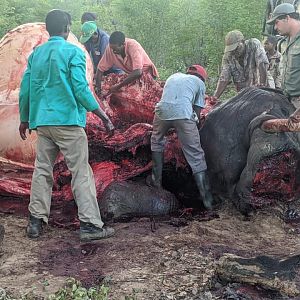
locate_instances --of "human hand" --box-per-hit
[103,120,115,137]
[256,83,266,88]
[288,110,300,125]
[208,95,218,104]
[19,122,31,140]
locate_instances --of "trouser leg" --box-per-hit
[174,120,213,209]
[150,115,172,187]
[52,126,103,228]
[29,127,59,223]
[173,119,207,174]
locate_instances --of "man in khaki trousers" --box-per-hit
[19,9,115,241]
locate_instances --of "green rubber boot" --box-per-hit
[194,171,214,210]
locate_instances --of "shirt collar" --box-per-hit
[48,36,66,41]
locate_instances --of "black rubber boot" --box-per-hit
[26,214,43,238]
[80,222,115,241]
[149,151,164,188]
[194,171,214,210]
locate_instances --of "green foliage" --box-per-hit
[48,278,109,300]
[0,0,267,89]
[201,0,265,78]
[2,278,109,300]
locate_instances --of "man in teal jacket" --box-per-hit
[19,9,115,241]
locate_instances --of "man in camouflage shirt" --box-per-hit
[214,30,269,99]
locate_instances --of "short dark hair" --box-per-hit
[81,12,97,24]
[277,12,300,21]
[266,35,277,46]
[45,9,71,36]
[288,12,300,20]
[109,31,125,45]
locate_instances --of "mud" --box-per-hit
[1,203,300,299]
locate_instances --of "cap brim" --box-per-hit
[224,42,239,53]
[266,13,286,25]
[80,34,92,44]
[266,16,277,25]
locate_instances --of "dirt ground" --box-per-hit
[1,204,300,300]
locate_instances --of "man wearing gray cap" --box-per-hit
[267,3,300,124]
[213,30,269,99]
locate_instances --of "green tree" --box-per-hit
[0,0,267,86]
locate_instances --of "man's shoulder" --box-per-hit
[98,28,109,38]
[166,72,186,80]
[126,38,143,49]
[167,73,203,85]
[245,38,267,57]
[246,38,263,49]
[36,40,86,64]
[37,38,84,52]
[65,41,84,51]
[61,42,86,59]
[126,38,139,44]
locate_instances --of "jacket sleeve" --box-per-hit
[99,34,109,58]
[69,48,99,112]
[253,38,269,66]
[19,52,33,122]
[194,80,206,108]
[218,54,231,82]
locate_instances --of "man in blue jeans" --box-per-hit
[19,9,115,241]
[150,65,213,209]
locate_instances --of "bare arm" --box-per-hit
[274,61,282,89]
[19,53,33,140]
[258,62,268,86]
[95,69,104,96]
[92,107,115,135]
[214,80,229,99]
[110,69,142,93]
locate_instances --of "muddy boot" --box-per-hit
[194,171,214,210]
[147,151,164,188]
[80,222,115,241]
[26,214,43,238]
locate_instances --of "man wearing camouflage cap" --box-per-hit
[80,21,121,75]
[213,30,269,99]
[267,3,300,124]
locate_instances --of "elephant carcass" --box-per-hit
[0,23,187,222]
[200,87,300,213]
